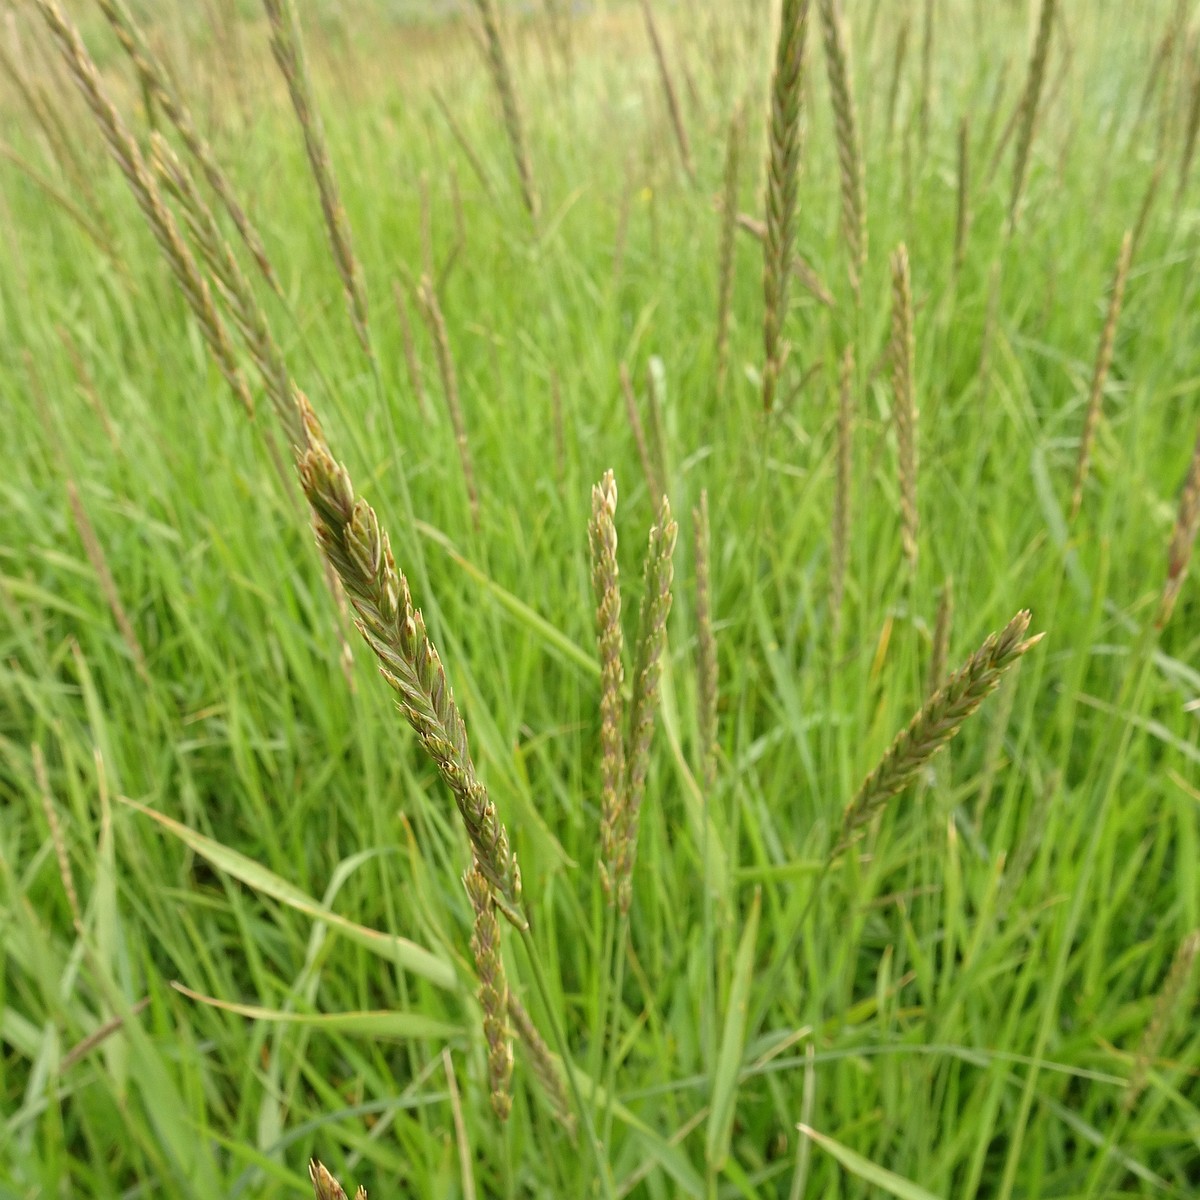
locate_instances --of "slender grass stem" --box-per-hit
[517,925,616,1200]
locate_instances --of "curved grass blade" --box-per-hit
[797,1124,942,1200]
[121,798,458,991]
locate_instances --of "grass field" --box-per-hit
[2,1,1199,1196]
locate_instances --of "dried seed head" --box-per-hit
[309,1160,365,1200]
[589,471,627,902]
[610,495,677,912]
[466,862,514,1121]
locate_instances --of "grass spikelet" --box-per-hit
[889,244,919,571]
[309,1160,365,1200]
[954,115,971,272]
[843,610,1042,833]
[96,0,280,294]
[1070,229,1132,522]
[1009,0,1057,228]
[1123,929,1200,1111]
[466,862,514,1121]
[928,576,953,696]
[262,0,372,358]
[589,471,627,903]
[33,0,254,420]
[610,495,677,912]
[470,0,540,220]
[639,0,695,182]
[297,400,522,922]
[715,104,744,393]
[1157,423,1200,629]
[830,344,853,637]
[508,992,575,1133]
[817,0,867,299]
[693,489,718,789]
[762,0,811,413]
[417,275,481,532]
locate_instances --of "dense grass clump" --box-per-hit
[2,1,1199,1197]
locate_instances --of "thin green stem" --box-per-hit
[517,924,616,1200]
[601,910,630,1154]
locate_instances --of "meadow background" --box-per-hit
[1,0,1199,1197]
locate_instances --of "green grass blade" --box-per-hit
[171,983,461,1040]
[706,887,761,1172]
[121,798,458,991]
[797,1124,944,1200]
